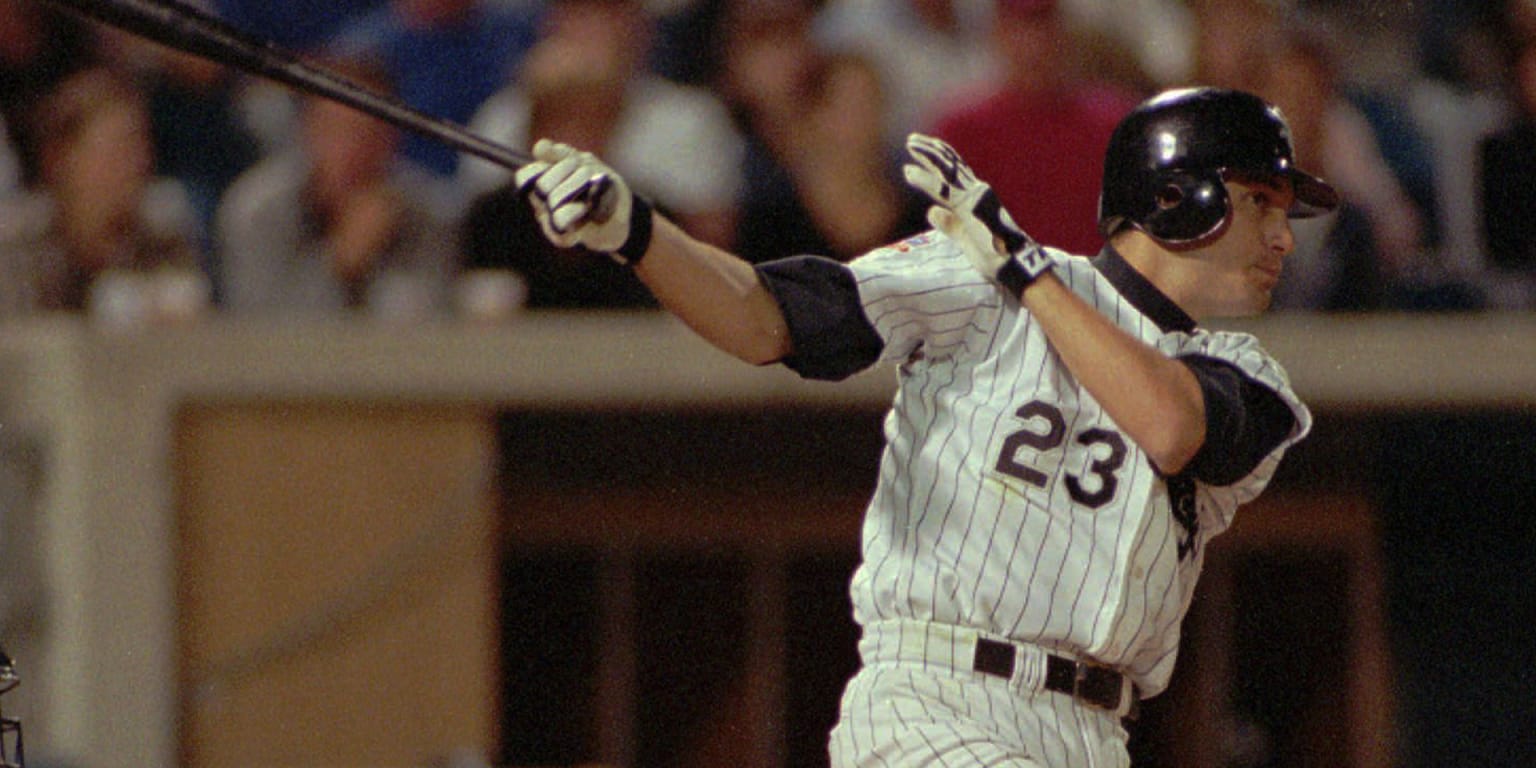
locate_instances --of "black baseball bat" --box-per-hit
[43,0,534,171]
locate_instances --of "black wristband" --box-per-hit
[615,195,654,266]
[996,243,1053,296]
[996,258,1036,296]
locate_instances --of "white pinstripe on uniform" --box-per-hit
[828,231,1311,767]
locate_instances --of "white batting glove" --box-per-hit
[514,139,653,265]
[902,133,1052,295]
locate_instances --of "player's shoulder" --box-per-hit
[1161,328,1297,393]
[856,232,1079,269]
[1169,327,1313,443]
[1047,247,1103,278]
[846,230,1001,305]
[850,229,962,273]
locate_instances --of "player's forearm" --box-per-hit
[1022,274,1206,474]
[633,216,793,365]
[513,141,790,364]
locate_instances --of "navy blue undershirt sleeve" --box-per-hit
[754,255,885,381]
[1178,355,1298,486]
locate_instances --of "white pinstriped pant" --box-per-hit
[828,621,1132,768]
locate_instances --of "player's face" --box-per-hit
[1195,176,1296,317]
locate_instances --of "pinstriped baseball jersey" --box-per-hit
[835,231,1311,697]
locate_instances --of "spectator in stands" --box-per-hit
[129,44,264,304]
[1478,37,1536,308]
[330,0,539,178]
[461,0,741,247]
[645,0,730,88]
[926,0,1140,256]
[216,56,458,318]
[1406,2,1514,304]
[783,51,931,258]
[0,115,19,196]
[1258,17,1441,311]
[0,68,205,319]
[746,52,928,263]
[0,0,100,189]
[811,0,998,143]
[210,0,388,52]
[1185,0,1276,93]
[1059,0,1190,88]
[714,0,928,265]
[459,0,742,309]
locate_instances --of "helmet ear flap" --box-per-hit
[1141,171,1230,244]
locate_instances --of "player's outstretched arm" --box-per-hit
[903,134,1206,474]
[517,139,792,365]
[1021,273,1206,473]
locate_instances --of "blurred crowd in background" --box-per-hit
[0,0,1532,323]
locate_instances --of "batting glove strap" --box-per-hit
[613,195,653,266]
[996,241,1053,295]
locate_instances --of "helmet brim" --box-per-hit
[1288,169,1340,219]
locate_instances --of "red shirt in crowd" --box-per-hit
[930,84,1140,256]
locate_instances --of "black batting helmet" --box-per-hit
[1098,87,1339,244]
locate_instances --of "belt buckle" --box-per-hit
[1072,660,1122,713]
[1071,661,1108,710]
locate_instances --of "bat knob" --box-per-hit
[585,172,618,225]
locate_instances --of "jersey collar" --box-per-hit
[1091,246,1198,333]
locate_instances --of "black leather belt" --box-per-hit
[973,637,1134,715]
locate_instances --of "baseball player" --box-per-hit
[515,86,1337,767]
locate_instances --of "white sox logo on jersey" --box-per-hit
[1167,474,1200,560]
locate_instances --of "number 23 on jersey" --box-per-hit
[990,399,1129,509]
